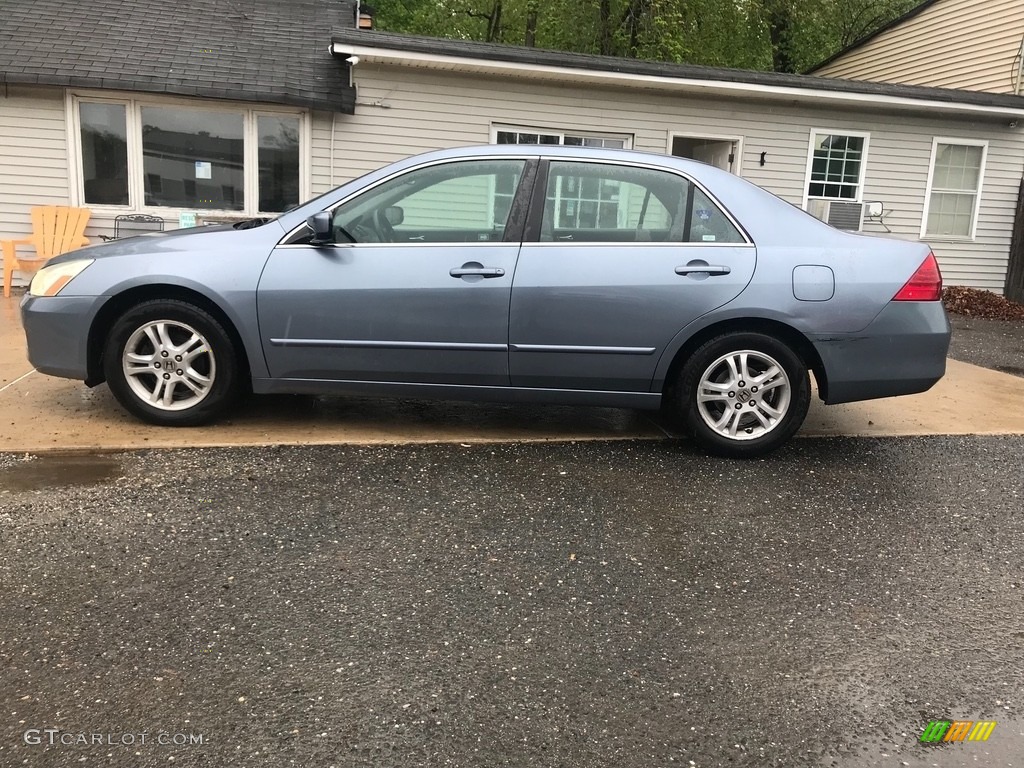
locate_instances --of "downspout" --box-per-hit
[1015,35,1024,95]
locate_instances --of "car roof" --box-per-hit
[406,143,708,171]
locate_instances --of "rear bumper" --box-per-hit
[20,294,102,381]
[812,301,951,405]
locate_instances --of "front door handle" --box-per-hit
[450,266,505,278]
[675,263,731,277]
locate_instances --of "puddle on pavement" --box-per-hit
[0,453,121,492]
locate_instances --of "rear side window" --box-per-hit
[689,188,745,244]
[539,161,744,244]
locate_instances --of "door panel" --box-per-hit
[510,159,754,391]
[509,244,755,390]
[258,157,531,386]
[259,244,519,384]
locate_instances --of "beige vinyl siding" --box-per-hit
[319,65,1023,291]
[0,86,70,287]
[0,86,70,234]
[311,110,339,195]
[814,0,1024,94]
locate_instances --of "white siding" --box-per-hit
[0,85,70,248]
[0,86,73,288]
[814,0,1024,94]
[315,65,1024,291]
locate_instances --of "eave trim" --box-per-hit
[331,42,1024,119]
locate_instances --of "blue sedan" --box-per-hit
[20,145,950,457]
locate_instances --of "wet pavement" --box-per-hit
[1,437,1022,767]
[948,315,1024,378]
[4,294,1024,452]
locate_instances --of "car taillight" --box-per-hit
[893,252,942,301]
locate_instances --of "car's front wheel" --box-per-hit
[672,332,810,458]
[103,299,240,426]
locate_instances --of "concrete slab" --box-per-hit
[3,294,1024,452]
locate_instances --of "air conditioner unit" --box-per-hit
[806,199,864,231]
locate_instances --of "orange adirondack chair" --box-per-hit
[2,206,91,297]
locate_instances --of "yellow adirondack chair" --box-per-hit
[2,206,91,297]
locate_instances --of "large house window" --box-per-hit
[141,107,244,210]
[922,139,986,239]
[258,115,301,213]
[80,102,130,206]
[75,97,304,214]
[805,130,869,201]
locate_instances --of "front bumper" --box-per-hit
[20,294,104,381]
[812,301,951,405]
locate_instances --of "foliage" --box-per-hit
[368,0,924,73]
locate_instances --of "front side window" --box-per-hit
[541,161,744,244]
[806,131,868,201]
[330,159,527,244]
[923,141,986,239]
[76,99,303,214]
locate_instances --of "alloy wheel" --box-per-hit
[695,349,792,441]
[121,320,216,411]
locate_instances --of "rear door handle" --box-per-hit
[450,267,505,278]
[675,264,731,276]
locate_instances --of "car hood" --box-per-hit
[45,221,286,266]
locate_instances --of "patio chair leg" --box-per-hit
[2,241,15,298]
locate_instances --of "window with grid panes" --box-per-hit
[924,142,985,238]
[492,127,630,225]
[807,133,866,201]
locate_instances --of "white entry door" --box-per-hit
[671,136,740,173]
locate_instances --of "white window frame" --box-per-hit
[67,90,311,219]
[801,128,871,209]
[489,124,633,149]
[920,137,988,242]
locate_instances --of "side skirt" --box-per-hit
[251,378,662,410]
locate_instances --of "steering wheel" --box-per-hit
[347,214,380,243]
[345,209,395,244]
[373,208,396,243]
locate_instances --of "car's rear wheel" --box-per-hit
[103,300,239,426]
[672,332,810,458]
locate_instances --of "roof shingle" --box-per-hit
[1,0,357,112]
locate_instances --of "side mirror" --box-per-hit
[383,205,404,227]
[305,212,333,245]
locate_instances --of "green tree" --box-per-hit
[368,0,924,73]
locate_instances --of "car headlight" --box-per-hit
[29,259,94,297]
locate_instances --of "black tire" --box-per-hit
[103,299,240,426]
[670,332,810,458]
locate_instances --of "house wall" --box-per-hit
[0,86,71,241]
[315,64,1024,291]
[813,0,1024,94]
[2,77,1021,293]
[1,86,312,288]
